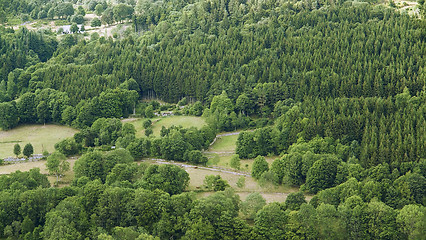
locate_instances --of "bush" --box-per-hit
[71,14,85,24]
[145,105,154,118]
[145,127,153,136]
[55,138,81,156]
[230,154,240,169]
[203,175,230,191]
[241,192,266,219]
[184,150,208,165]
[252,155,269,179]
[91,17,101,27]
[143,119,152,129]
[23,143,34,158]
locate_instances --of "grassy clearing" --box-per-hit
[205,134,239,169]
[152,116,206,135]
[207,154,278,172]
[189,165,301,203]
[209,134,238,152]
[124,116,206,138]
[205,132,279,172]
[239,156,279,172]
[0,124,78,159]
[185,166,293,191]
[0,159,76,186]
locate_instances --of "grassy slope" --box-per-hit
[0,124,78,159]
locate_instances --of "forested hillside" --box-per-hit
[0,0,425,239]
[5,2,426,103]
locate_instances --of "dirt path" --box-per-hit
[198,191,311,203]
[217,132,241,137]
[144,158,251,177]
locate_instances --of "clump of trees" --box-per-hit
[22,143,33,158]
[46,152,70,185]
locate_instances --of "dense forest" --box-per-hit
[0,0,425,239]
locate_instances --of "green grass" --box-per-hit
[187,166,300,203]
[124,116,206,138]
[0,124,78,159]
[0,159,77,187]
[209,134,238,152]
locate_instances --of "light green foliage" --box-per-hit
[126,137,150,159]
[394,172,426,205]
[365,200,400,239]
[203,175,230,191]
[236,93,251,115]
[133,188,170,232]
[236,176,245,188]
[106,163,144,186]
[1,1,425,239]
[396,204,426,239]
[210,91,234,113]
[46,151,70,184]
[241,192,266,219]
[316,204,345,239]
[91,17,101,27]
[230,154,240,169]
[113,4,133,23]
[145,105,154,118]
[77,6,85,16]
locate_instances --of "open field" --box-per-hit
[124,116,206,137]
[0,124,78,159]
[144,158,303,203]
[209,134,239,153]
[186,167,303,203]
[206,133,239,168]
[205,132,279,171]
[0,159,77,186]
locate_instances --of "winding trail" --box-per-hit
[143,158,251,177]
